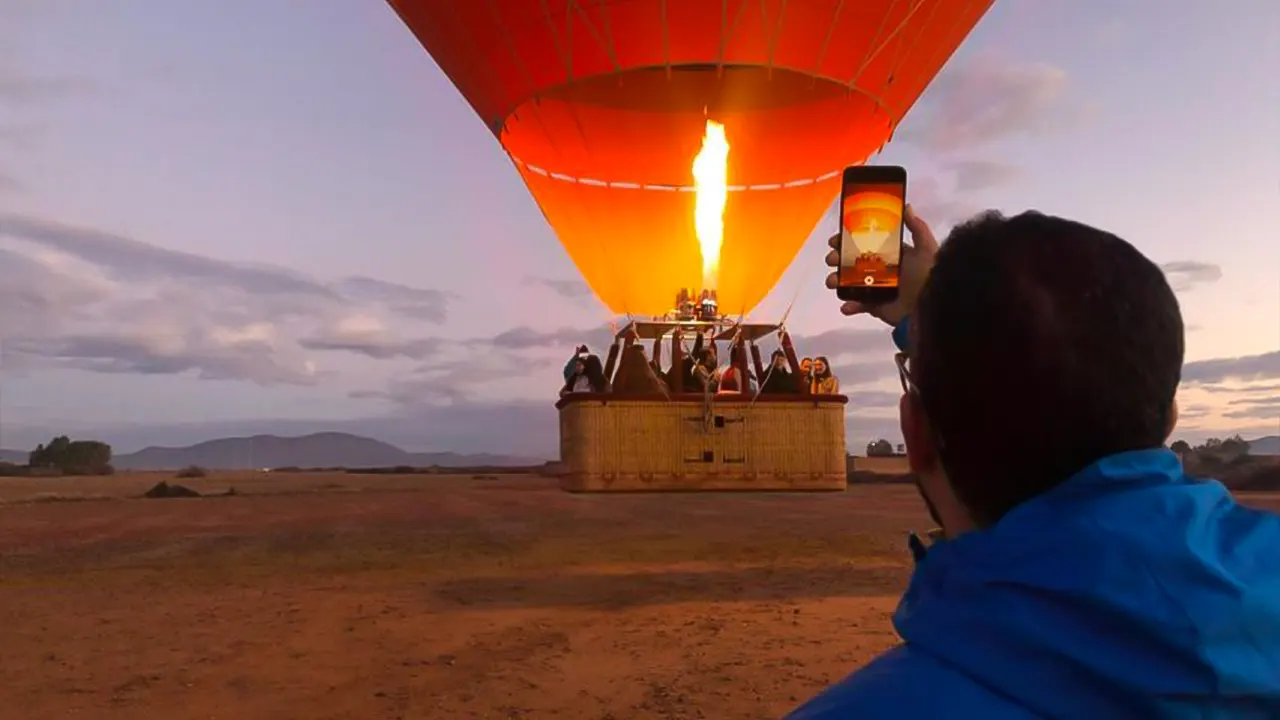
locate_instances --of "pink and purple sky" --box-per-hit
[0,1,1276,457]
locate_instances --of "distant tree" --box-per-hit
[1170,440,1191,455]
[29,435,113,476]
[1219,434,1249,457]
[0,462,28,477]
[866,438,895,457]
[1194,435,1248,460]
[896,443,906,455]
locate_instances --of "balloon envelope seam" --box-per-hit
[512,155,843,192]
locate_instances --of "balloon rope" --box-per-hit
[747,229,830,410]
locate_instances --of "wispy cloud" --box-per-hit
[523,275,593,300]
[947,160,1025,192]
[1182,351,1280,386]
[1223,396,1280,421]
[0,213,453,385]
[897,54,1079,154]
[1160,261,1223,293]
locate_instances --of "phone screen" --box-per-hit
[837,166,906,302]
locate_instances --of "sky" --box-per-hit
[0,0,1277,457]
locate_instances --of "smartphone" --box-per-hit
[836,165,907,304]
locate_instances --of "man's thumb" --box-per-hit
[840,301,869,317]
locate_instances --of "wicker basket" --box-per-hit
[557,393,847,492]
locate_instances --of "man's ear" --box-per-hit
[900,392,938,474]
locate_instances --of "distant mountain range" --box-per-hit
[1248,435,1280,456]
[0,433,542,470]
[2,433,1276,470]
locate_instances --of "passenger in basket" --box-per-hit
[560,353,589,395]
[560,352,609,395]
[581,354,610,393]
[799,357,815,393]
[678,333,706,391]
[716,361,744,394]
[811,356,840,394]
[760,350,799,394]
[692,346,720,393]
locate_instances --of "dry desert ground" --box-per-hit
[1,468,1277,720]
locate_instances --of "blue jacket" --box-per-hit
[787,449,1280,719]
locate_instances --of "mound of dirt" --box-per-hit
[143,481,201,499]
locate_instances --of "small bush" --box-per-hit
[175,465,207,479]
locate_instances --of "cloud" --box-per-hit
[0,213,452,385]
[333,277,453,323]
[359,353,556,406]
[1182,351,1280,386]
[1223,396,1280,421]
[897,55,1075,154]
[947,160,1024,192]
[0,215,350,300]
[1198,382,1280,396]
[1160,261,1223,293]
[906,176,982,230]
[523,275,593,300]
[1178,404,1213,420]
[298,314,443,361]
[483,325,618,354]
[10,330,319,386]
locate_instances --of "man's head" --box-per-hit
[772,350,788,369]
[902,211,1184,531]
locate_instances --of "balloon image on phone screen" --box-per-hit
[836,165,906,304]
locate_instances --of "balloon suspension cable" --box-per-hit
[649,308,673,403]
[747,231,830,410]
[703,305,747,419]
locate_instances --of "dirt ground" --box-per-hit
[0,472,1276,720]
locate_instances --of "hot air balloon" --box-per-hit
[388,0,993,316]
[387,1,994,492]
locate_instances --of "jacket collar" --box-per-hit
[908,448,1183,565]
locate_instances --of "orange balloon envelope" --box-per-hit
[388,0,994,315]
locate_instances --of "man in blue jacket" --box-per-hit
[787,207,1280,719]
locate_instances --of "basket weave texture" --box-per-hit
[558,394,848,492]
